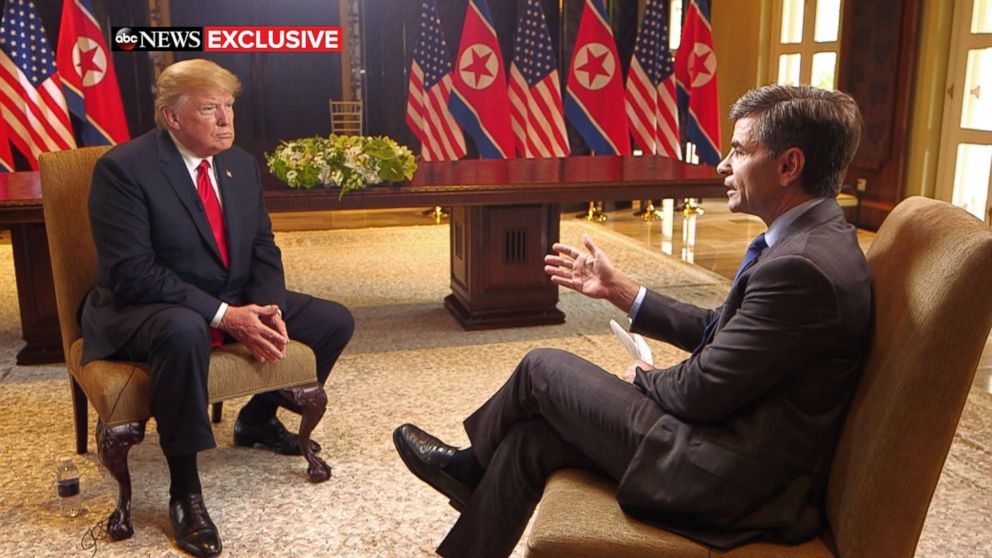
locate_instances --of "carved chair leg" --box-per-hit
[70,376,88,454]
[280,383,331,483]
[211,401,223,424]
[96,419,146,541]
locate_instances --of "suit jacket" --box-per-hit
[619,199,872,548]
[81,128,286,364]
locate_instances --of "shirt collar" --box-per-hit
[764,197,826,248]
[168,131,215,176]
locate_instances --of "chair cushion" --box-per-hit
[68,338,317,427]
[527,469,834,558]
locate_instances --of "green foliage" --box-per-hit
[266,134,418,199]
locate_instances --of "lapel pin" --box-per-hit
[225,169,232,178]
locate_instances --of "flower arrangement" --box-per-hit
[266,134,417,198]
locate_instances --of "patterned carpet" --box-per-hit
[0,220,988,557]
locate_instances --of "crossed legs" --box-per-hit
[408,348,664,558]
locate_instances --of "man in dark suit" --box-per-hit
[393,85,872,557]
[83,59,353,557]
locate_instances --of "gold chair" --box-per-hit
[527,196,992,558]
[40,147,332,542]
[329,99,363,135]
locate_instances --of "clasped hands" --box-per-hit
[219,304,288,363]
[544,234,650,384]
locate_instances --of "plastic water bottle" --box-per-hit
[55,457,82,518]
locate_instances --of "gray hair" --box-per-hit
[729,85,862,197]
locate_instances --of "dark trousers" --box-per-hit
[437,348,663,558]
[117,291,353,457]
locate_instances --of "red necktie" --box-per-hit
[196,160,228,347]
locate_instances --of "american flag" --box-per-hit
[508,0,569,158]
[405,0,465,162]
[625,0,679,158]
[0,0,75,170]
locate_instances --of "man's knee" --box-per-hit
[291,296,354,347]
[517,348,578,383]
[325,300,355,346]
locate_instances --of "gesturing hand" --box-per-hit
[219,304,289,363]
[544,234,619,300]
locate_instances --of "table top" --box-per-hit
[0,155,724,221]
[0,172,43,224]
[264,155,724,212]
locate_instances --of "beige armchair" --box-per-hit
[40,147,332,542]
[526,196,992,558]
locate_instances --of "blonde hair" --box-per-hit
[154,59,242,128]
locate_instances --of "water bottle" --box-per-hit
[55,457,82,518]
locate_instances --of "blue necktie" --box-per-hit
[692,233,767,356]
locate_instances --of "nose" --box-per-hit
[717,152,731,176]
[217,106,232,126]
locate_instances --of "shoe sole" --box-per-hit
[175,538,223,558]
[392,428,470,512]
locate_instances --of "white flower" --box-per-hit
[265,134,417,198]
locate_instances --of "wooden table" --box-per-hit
[0,172,61,365]
[0,156,722,364]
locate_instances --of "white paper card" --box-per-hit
[609,319,654,366]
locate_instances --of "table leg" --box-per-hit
[10,223,64,364]
[445,204,565,329]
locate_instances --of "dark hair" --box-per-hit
[728,85,862,197]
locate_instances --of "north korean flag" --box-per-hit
[674,0,721,166]
[448,0,515,159]
[564,0,630,156]
[57,0,130,145]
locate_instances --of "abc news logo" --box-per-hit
[112,27,342,52]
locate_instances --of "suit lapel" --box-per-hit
[157,130,227,266]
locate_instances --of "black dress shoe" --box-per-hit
[392,423,472,511]
[169,493,222,557]
[233,417,321,456]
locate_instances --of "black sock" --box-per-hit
[166,453,202,502]
[441,447,485,488]
[237,394,279,425]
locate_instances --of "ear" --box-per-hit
[778,147,805,187]
[161,106,182,132]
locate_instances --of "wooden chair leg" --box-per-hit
[211,401,223,424]
[70,376,88,454]
[281,383,331,483]
[96,419,146,541]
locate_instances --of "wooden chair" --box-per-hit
[527,196,992,558]
[329,100,363,135]
[40,147,332,542]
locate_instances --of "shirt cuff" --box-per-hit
[627,286,647,321]
[210,302,228,328]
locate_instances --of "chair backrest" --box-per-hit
[329,99,363,135]
[825,196,992,557]
[39,146,113,360]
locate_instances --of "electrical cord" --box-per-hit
[79,516,108,557]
